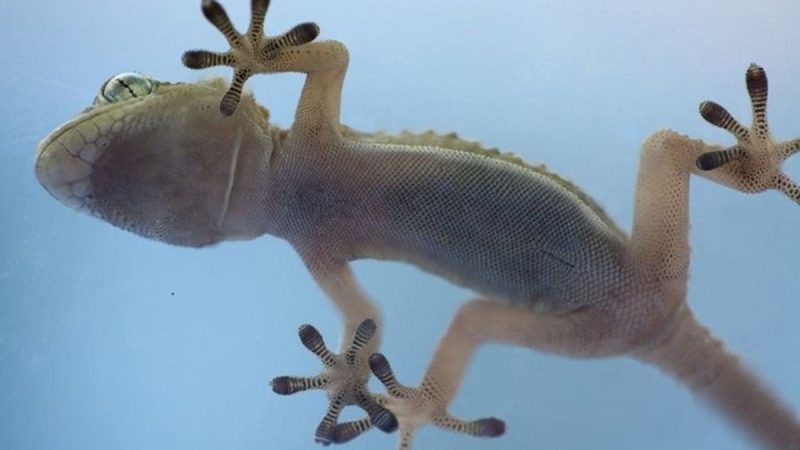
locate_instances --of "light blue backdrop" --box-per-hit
[2,1,799,449]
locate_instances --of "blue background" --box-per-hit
[2,1,800,449]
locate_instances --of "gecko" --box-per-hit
[33,0,800,449]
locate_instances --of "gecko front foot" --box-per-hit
[697,64,800,203]
[270,320,398,445]
[182,0,320,115]
[331,353,505,450]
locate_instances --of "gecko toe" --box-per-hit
[181,50,234,70]
[695,146,744,171]
[473,417,506,437]
[355,389,397,432]
[269,375,294,395]
[270,375,326,395]
[332,418,373,444]
[261,22,320,58]
[698,100,750,141]
[369,406,399,433]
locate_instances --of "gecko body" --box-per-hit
[35,1,800,449]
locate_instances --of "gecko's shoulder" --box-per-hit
[341,126,627,239]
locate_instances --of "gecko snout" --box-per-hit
[35,120,98,213]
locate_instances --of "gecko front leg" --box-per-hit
[271,319,397,444]
[631,64,800,284]
[182,0,319,116]
[270,261,398,444]
[183,0,349,140]
[183,1,389,441]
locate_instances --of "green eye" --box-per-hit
[97,72,156,104]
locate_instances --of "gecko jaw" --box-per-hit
[35,113,106,213]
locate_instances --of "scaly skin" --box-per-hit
[34,1,800,449]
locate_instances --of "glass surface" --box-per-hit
[2,1,799,449]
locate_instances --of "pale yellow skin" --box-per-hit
[34,1,800,449]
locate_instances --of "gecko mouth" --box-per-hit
[35,104,124,213]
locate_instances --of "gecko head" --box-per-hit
[35,72,275,247]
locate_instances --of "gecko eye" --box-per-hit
[96,72,156,104]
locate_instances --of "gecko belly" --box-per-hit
[354,147,629,313]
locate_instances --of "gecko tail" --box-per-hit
[635,306,800,449]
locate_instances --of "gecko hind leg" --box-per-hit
[329,298,593,449]
[182,0,320,115]
[696,64,800,203]
[270,320,398,445]
[329,352,505,450]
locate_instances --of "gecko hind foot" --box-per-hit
[269,320,397,445]
[696,64,800,203]
[182,0,319,115]
[329,353,505,449]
